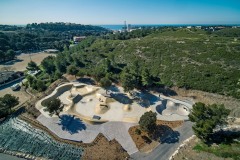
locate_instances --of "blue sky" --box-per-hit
[0,0,240,25]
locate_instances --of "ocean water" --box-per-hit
[99,24,240,31]
[99,24,173,30]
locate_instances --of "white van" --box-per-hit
[11,83,20,91]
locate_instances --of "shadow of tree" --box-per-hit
[209,129,240,144]
[1,59,23,65]
[110,93,133,104]
[138,99,150,108]
[151,87,178,96]
[58,114,86,134]
[151,125,180,144]
[142,91,159,105]
[77,77,96,85]
[108,85,120,92]
[156,100,168,114]
[132,91,159,107]
[160,130,180,144]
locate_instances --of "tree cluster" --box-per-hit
[27,61,39,71]
[120,61,154,92]
[0,49,16,62]
[0,94,19,118]
[37,27,240,99]
[26,75,46,92]
[0,22,109,62]
[189,102,230,142]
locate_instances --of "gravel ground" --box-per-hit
[0,52,55,72]
[171,87,240,117]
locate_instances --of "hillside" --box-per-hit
[0,23,109,55]
[66,28,240,99]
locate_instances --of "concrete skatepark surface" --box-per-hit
[35,82,193,156]
[37,114,138,155]
[156,99,190,116]
[36,82,192,122]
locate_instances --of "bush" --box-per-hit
[135,128,142,135]
[36,80,47,92]
[139,111,157,135]
[189,102,230,142]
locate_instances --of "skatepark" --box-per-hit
[34,82,193,154]
[36,82,192,123]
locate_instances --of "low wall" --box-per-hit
[39,83,73,107]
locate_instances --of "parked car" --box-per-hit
[11,83,20,91]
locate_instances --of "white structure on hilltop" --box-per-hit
[127,24,131,32]
[122,21,134,32]
[123,20,127,32]
[73,36,86,42]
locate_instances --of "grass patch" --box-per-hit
[193,142,240,160]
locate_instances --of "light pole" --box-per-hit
[29,52,32,61]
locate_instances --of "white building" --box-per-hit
[73,36,86,42]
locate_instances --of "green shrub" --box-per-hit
[135,129,142,135]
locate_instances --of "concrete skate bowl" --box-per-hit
[95,103,110,114]
[156,100,190,116]
[36,83,73,110]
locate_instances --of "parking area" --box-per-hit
[0,80,31,104]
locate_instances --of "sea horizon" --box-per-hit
[1,23,240,31]
[99,24,240,30]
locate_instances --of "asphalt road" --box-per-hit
[130,121,194,160]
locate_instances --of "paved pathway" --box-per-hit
[130,121,194,160]
[37,114,138,155]
[37,114,193,158]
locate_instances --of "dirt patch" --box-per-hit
[0,52,56,72]
[129,126,151,150]
[83,137,129,160]
[173,137,233,160]
[63,74,77,82]
[171,87,240,117]
[156,120,183,128]
[129,120,183,152]
[0,87,31,105]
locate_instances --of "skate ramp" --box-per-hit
[156,100,190,116]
